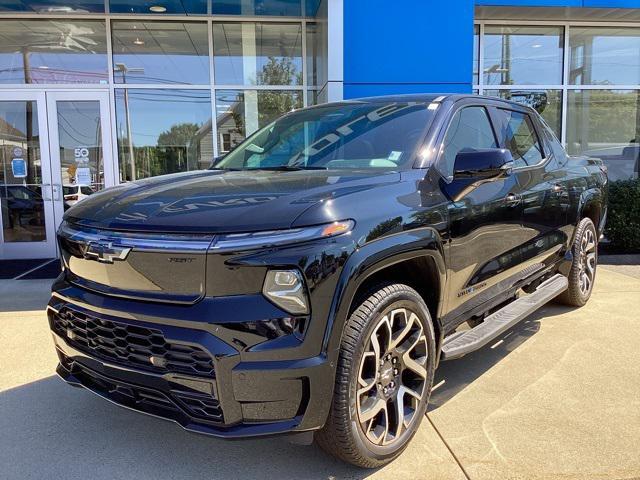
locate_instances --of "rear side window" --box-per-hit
[441,106,498,177]
[541,121,568,166]
[498,109,544,167]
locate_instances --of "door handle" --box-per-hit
[505,193,521,206]
[51,184,62,201]
[552,183,568,198]
[41,183,52,201]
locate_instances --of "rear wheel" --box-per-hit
[557,217,598,307]
[316,283,436,468]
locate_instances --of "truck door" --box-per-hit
[437,103,526,326]
[494,107,569,272]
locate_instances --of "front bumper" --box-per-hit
[48,278,335,439]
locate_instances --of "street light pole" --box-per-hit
[115,63,143,182]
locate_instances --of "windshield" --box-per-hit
[215,102,435,171]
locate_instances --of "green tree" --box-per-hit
[157,123,199,148]
[256,57,303,126]
[156,123,201,175]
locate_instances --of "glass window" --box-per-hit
[570,27,640,86]
[0,20,108,84]
[498,109,544,167]
[55,101,104,210]
[216,102,435,171]
[306,22,325,87]
[212,0,302,16]
[115,89,213,182]
[112,21,209,85]
[485,89,562,139]
[483,26,563,86]
[441,106,498,177]
[0,0,105,12]
[567,90,640,182]
[307,89,319,106]
[0,101,46,242]
[473,24,479,85]
[215,89,302,153]
[213,22,303,86]
[109,0,206,14]
[541,122,568,166]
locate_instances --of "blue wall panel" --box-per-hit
[475,0,640,6]
[343,83,472,99]
[582,0,640,6]
[343,0,475,99]
[475,0,580,5]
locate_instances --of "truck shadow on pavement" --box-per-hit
[429,303,574,411]
[0,303,575,480]
[0,376,364,480]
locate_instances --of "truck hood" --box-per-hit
[65,169,401,233]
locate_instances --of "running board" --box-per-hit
[441,274,568,361]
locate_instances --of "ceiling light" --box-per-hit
[531,44,542,48]
[133,38,145,45]
[149,5,167,12]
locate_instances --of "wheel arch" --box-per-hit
[322,227,446,367]
[577,188,606,234]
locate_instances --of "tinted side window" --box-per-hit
[498,109,544,167]
[542,122,568,166]
[441,106,498,177]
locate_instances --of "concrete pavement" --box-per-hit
[1,267,640,479]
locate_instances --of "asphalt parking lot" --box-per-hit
[1,264,639,480]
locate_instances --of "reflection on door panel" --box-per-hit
[0,100,46,243]
[56,101,104,211]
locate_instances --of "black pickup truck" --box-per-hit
[48,94,608,468]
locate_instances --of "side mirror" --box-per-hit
[453,148,514,180]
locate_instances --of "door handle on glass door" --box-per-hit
[41,183,52,201]
[51,184,62,201]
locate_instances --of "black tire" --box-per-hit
[557,217,598,307]
[316,283,436,468]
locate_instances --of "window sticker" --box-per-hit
[11,158,27,178]
[388,151,403,162]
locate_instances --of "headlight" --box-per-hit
[210,220,354,251]
[263,269,309,315]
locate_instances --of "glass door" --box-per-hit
[0,90,114,260]
[46,91,114,232]
[0,91,57,259]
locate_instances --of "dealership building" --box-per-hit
[0,0,639,260]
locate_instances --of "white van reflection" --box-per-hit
[63,184,95,210]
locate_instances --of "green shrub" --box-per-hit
[605,178,640,252]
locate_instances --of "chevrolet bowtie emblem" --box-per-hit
[82,241,131,264]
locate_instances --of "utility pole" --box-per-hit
[115,63,143,182]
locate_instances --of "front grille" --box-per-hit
[52,308,215,377]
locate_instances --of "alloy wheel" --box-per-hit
[578,227,597,296]
[356,307,428,446]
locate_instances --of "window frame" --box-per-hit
[434,101,500,182]
[492,106,549,170]
[475,19,640,173]
[0,14,320,171]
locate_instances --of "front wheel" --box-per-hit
[316,283,436,468]
[557,217,598,307]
